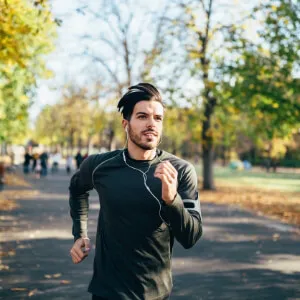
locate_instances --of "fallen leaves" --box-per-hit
[0,264,9,270]
[43,274,71,284]
[44,273,62,279]
[28,289,38,297]
[272,233,280,241]
[9,274,70,296]
[0,196,19,211]
[0,172,37,211]
[4,173,31,187]
[10,287,39,297]
[0,190,39,211]
[0,249,16,257]
[60,280,71,284]
[11,287,27,292]
[200,184,300,227]
[17,244,32,249]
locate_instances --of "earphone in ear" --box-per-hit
[125,125,128,133]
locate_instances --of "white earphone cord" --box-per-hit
[91,150,170,226]
[122,151,170,226]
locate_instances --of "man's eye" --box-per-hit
[138,115,146,119]
[155,117,163,121]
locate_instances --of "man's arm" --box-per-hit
[69,155,97,263]
[69,155,95,241]
[155,161,202,249]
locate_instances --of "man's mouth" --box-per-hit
[142,131,157,138]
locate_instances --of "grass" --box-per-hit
[195,164,300,227]
[195,165,300,192]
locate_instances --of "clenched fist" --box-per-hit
[70,237,91,264]
[154,160,178,205]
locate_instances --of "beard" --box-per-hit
[128,125,161,150]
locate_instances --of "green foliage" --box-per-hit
[0,0,57,143]
[34,87,97,148]
[221,0,300,141]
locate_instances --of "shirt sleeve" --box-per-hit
[69,155,95,241]
[163,163,203,249]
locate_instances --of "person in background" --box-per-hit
[40,151,49,176]
[23,150,32,174]
[83,152,89,161]
[51,151,61,174]
[66,154,73,175]
[31,152,39,173]
[75,151,83,169]
[35,156,42,179]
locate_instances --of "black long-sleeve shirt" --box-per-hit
[69,149,202,300]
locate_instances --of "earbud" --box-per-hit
[125,125,128,133]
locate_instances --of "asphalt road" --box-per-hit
[1,168,300,300]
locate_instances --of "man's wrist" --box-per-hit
[74,235,89,242]
[163,193,177,206]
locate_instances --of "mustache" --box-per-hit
[142,129,158,136]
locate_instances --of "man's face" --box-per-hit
[126,100,164,151]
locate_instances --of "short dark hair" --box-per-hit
[117,83,164,120]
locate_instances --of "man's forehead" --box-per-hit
[133,101,164,115]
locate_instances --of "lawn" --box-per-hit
[195,165,300,192]
[195,164,300,227]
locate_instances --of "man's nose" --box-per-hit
[146,117,156,128]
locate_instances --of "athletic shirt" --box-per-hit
[69,149,202,300]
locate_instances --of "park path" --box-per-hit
[1,167,300,300]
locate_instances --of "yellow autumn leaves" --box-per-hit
[0,0,57,143]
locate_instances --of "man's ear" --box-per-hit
[122,119,128,132]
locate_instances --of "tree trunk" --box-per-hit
[109,137,116,151]
[87,136,93,154]
[222,145,227,167]
[172,141,177,155]
[202,95,216,190]
[108,128,116,151]
[202,144,215,190]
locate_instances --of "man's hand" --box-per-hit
[154,161,178,205]
[70,237,91,264]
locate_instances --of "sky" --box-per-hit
[30,0,259,124]
[30,0,161,122]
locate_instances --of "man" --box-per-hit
[75,150,83,169]
[40,151,49,177]
[69,83,203,300]
[23,150,32,174]
[51,150,61,173]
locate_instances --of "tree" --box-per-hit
[75,0,169,93]
[221,0,300,165]
[66,0,173,148]
[0,0,57,143]
[156,0,299,189]
[35,85,95,150]
[160,0,256,189]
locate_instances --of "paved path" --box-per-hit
[1,168,300,300]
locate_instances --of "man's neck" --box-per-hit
[127,144,156,161]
